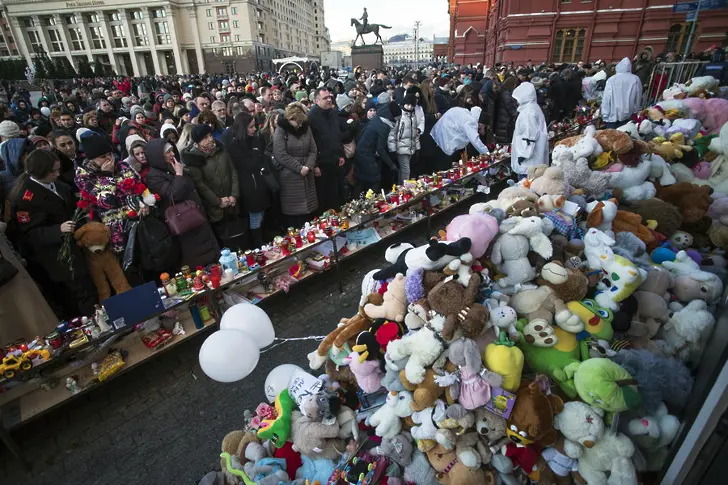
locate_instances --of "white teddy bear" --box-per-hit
[584,228,615,271]
[571,125,604,160]
[654,300,716,363]
[386,325,444,384]
[368,390,415,439]
[627,402,680,472]
[491,216,553,288]
[607,160,656,202]
[553,401,606,459]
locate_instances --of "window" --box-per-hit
[27,31,41,53]
[231,7,238,15]
[107,12,120,22]
[236,46,244,55]
[210,35,216,43]
[69,28,84,50]
[219,20,229,30]
[259,34,265,43]
[256,9,262,18]
[258,21,263,30]
[133,23,148,46]
[89,26,105,49]
[235,34,240,41]
[48,30,64,52]
[23,18,35,27]
[551,28,586,63]
[217,7,227,16]
[233,20,239,28]
[130,10,144,20]
[206,9,212,17]
[112,25,127,47]
[85,13,100,23]
[667,23,696,54]
[208,22,213,30]
[152,8,166,18]
[43,17,57,26]
[155,22,170,44]
[221,33,231,43]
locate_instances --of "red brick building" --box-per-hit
[449,0,728,66]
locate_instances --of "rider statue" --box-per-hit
[351,8,390,46]
[359,8,368,29]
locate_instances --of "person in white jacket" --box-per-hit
[601,57,642,128]
[430,106,489,168]
[388,94,421,183]
[510,82,549,176]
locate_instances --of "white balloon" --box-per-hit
[199,329,260,383]
[220,303,275,349]
[264,364,305,403]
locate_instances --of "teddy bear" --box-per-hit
[621,198,683,238]
[662,250,724,304]
[537,194,566,213]
[607,160,656,202]
[481,185,539,212]
[368,390,414,439]
[584,228,615,270]
[655,182,712,224]
[289,409,347,460]
[571,125,604,160]
[553,401,606,459]
[307,294,383,369]
[426,276,488,341]
[386,325,444,384]
[530,166,571,196]
[653,300,716,363]
[401,367,446,412]
[626,402,680,472]
[364,273,407,322]
[511,261,586,324]
[491,216,553,288]
[219,430,260,483]
[506,198,540,218]
[474,408,509,463]
[411,399,447,447]
[595,128,634,156]
[611,209,655,246]
[74,221,132,301]
[373,433,440,485]
[527,163,549,180]
[241,441,291,485]
[560,155,611,197]
[629,269,673,345]
[426,442,486,485]
[487,300,519,341]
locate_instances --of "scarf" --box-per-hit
[196,142,215,155]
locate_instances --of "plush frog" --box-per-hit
[567,299,614,341]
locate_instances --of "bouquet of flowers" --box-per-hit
[117,178,158,218]
[58,190,97,278]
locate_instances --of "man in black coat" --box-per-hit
[307,87,345,213]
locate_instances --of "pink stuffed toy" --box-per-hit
[692,161,711,179]
[681,97,728,134]
[446,212,499,258]
[346,351,384,393]
[603,163,625,173]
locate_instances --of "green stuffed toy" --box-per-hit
[564,358,642,420]
[257,390,295,447]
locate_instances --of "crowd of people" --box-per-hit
[0,49,718,340]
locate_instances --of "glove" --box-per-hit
[518,157,525,165]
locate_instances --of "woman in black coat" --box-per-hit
[12,149,98,318]
[221,112,271,249]
[494,76,519,144]
[145,138,219,270]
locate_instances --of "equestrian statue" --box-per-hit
[351,8,391,46]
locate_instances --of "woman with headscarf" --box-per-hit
[145,138,219,269]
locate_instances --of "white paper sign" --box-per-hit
[288,373,323,406]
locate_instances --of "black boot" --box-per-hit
[251,228,264,249]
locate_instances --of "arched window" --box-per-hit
[552,28,587,63]
[666,23,697,55]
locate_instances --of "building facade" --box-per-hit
[0,0,330,77]
[383,35,434,65]
[449,0,728,66]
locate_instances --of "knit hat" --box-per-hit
[29,135,48,146]
[125,134,146,154]
[437,77,449,88]
[191,124,213,144]
[121,96,130,107]
[82,134,113,160]
[40,107,51,117]
[75,127,91,143]
[163,93,173,102]
[376,92,391,105]
[295,91,307,102]
[182,92,192,101]
[336,94,354,111]
[130,105,144,118]
[0,120,20,138]
[403,93,418,107]
[160,124,178,139]
[143,102,154,117]
[531,76,544,89]
[365,98,377,112]
[215,91,224,99]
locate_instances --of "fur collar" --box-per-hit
[278,117,309,137]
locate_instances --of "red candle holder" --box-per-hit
[256,251,267,267]
[307,231,316,243]
[245,250,255,267]
[294,233,303,248]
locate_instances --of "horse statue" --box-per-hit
[351,18,391,46]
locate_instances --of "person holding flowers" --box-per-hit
[74,134,149,255]
[11,149,98,318]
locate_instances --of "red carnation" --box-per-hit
[76,200,90,210]
[127,210,138,218]
[153,194,161,201]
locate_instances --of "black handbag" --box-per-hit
[0,253,18,287]
[260,164,280,193]
[215,211,248,250]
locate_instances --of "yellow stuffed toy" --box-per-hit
[650,133,693,161]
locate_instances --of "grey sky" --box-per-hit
[323,0,450,42]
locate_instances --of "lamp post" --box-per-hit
[683,0,702,59]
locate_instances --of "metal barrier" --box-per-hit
[643,60,708,107]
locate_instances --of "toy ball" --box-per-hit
[198,329,260,383]
[651,247,676,265]
[264,364,306,403]
[446,213,499,258]
[220,303,275,349]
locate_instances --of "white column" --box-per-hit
[166,8,185,74]
[32,18,51,55]
[8,17,32,68]
[142,8,162,74]
[53,14,74,64]
[187,7,205,73]
[97,16,119,74]
[77,15,95,61]
[119,10,141,76]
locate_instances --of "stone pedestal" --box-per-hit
[351,44,384,71]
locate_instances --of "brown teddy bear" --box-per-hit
[507,198,540,218]
[530,166,570,196]
[655,182,712,223]
[612,210,656,245]
[621,199,683,237]
[426,442,486,485]
[364,273,407,322]
[400,368,446,412]
[594,129,634,156]
[74,221,132,302]
[427,277,488,341]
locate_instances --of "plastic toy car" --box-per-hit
[0,354,32,379]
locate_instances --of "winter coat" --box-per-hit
[355,104,397,183]
[388,110,421,156]
[494,89,518,144]
[307,105,344,167]
[144,139,219,269]
[602,58,643,123]
[511,83,549,175]
[480,80,498,128]
[563,77,583,117]
[13,177,89,282]
[182,141,239,224]
[431,107,489,156]
[0,138,26,194]
[221,130,271,214]
[96,109,118,136]
[53,149,79,190]
[273,118,319,216]
[74,158,142,253]
[434,87,454,114]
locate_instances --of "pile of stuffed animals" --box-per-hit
[203,115,728,485]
